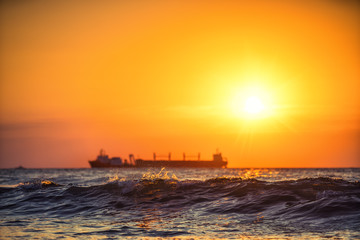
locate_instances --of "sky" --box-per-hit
[0,0,359,168]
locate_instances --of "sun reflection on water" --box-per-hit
[240,168,280,180]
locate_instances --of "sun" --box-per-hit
[229,85,274,119]
[244,96,265,114]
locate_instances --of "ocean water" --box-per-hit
[0,168,359,239]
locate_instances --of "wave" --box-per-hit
[1,169,359,239]
[1,173,359,222]
[2,175,360,214]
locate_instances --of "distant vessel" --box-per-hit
[89,149,228,168]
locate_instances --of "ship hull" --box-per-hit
[89,160,227,168]
[135,160,227,168]
[88,161,134,168]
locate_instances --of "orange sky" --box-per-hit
[1,0,359,168]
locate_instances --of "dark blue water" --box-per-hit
[1,168,359,239]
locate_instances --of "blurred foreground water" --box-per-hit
[1,168,359,239]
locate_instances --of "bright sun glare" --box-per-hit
[230,84,273,119]
[244,96,265,114]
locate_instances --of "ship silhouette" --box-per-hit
[89,149,228,168]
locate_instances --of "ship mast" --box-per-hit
[100,149,105,157]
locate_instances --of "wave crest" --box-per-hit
[17,179,60,190]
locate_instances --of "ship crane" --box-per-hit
[182,153,201,161]
[153,152,172,161]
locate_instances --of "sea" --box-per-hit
[0,168,359,239]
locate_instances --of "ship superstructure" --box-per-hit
[88,149,135,168]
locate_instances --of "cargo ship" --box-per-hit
[89,149,228,168]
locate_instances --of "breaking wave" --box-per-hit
[3,174,358,220]
[1,168,359,238]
